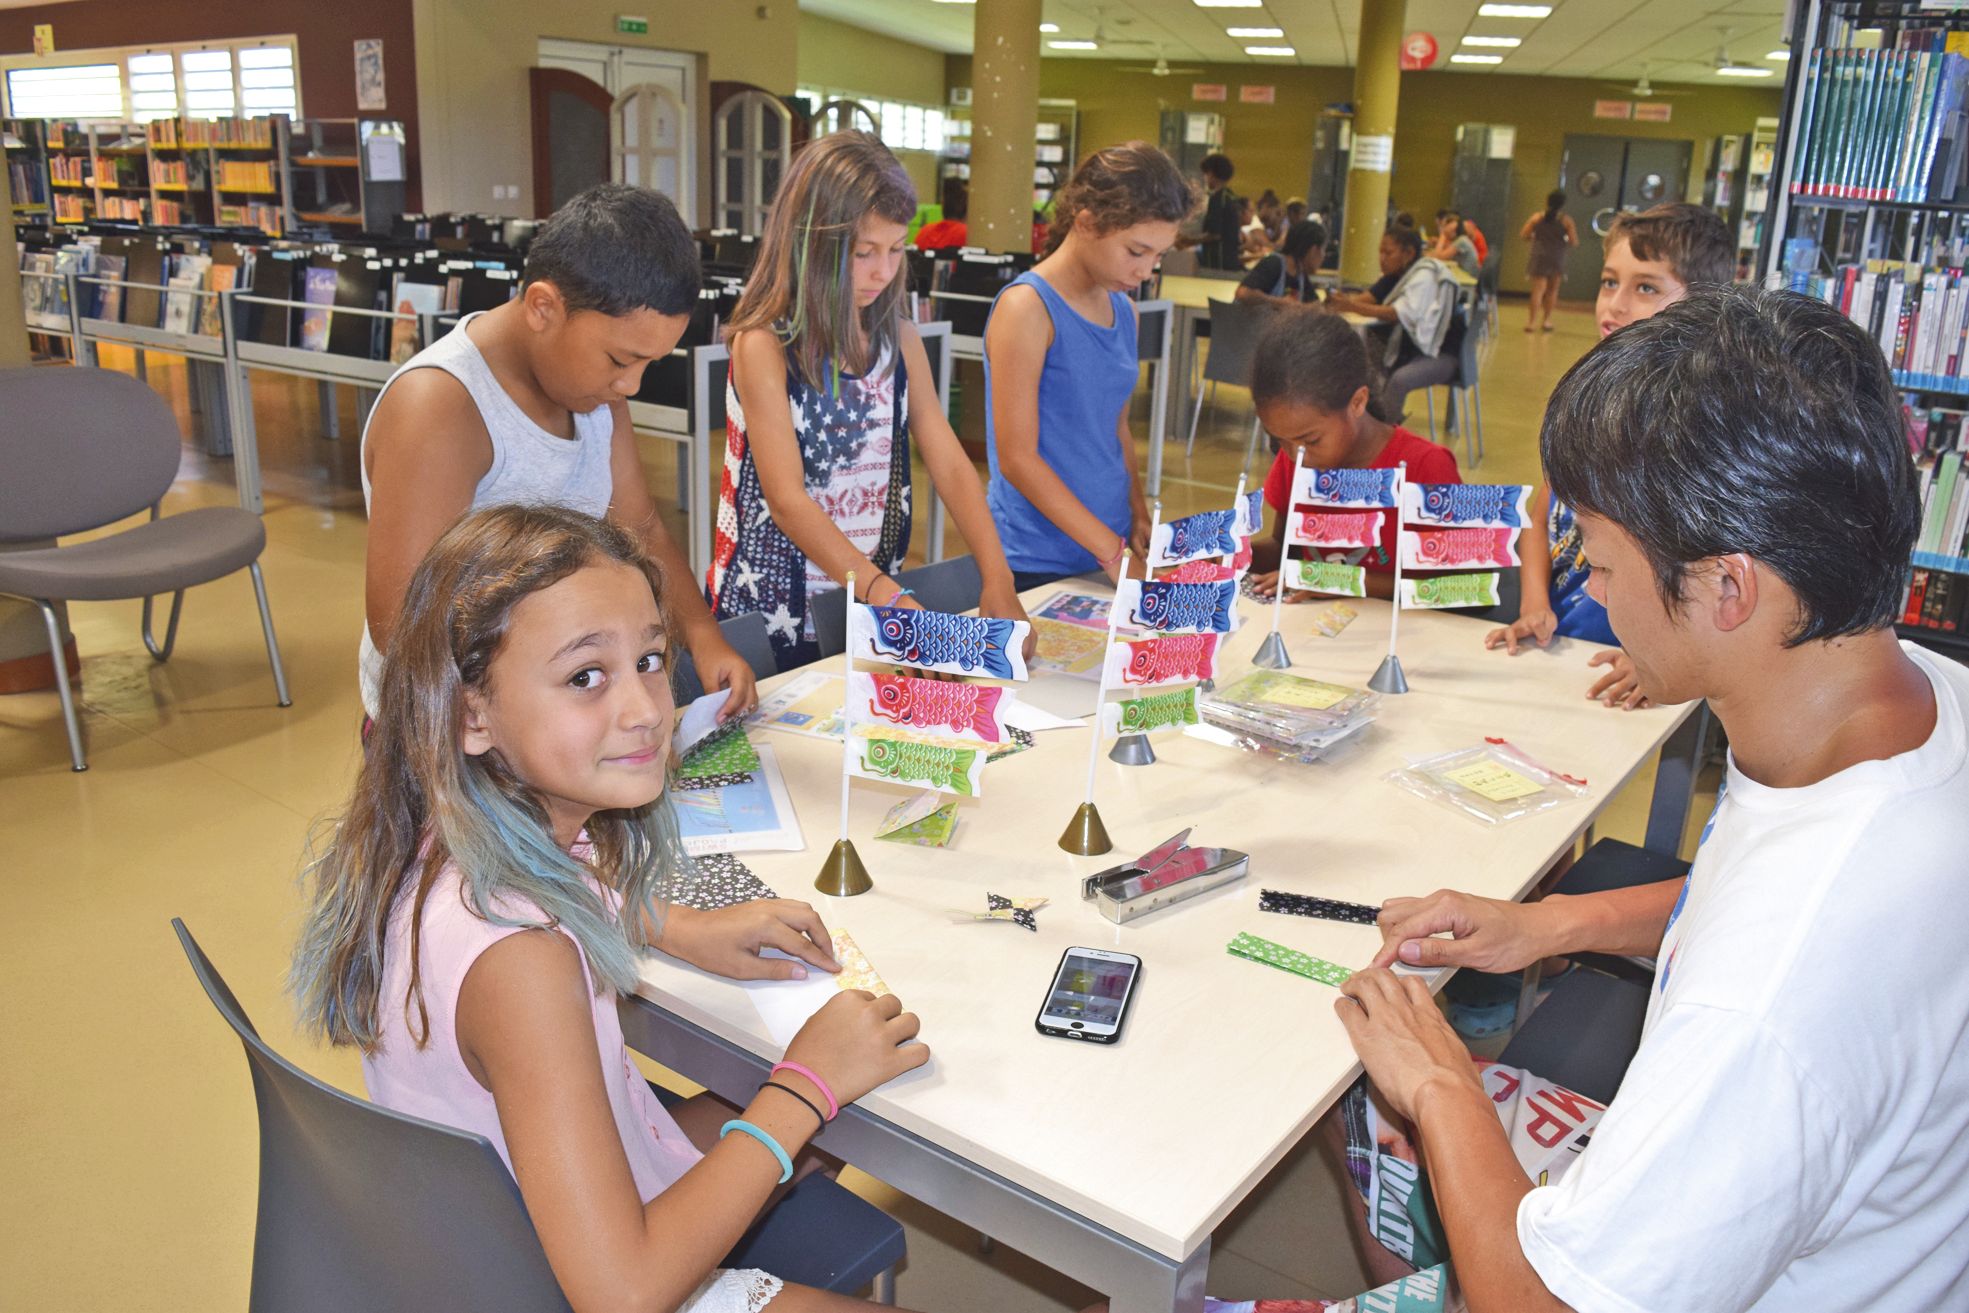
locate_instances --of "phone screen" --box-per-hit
[1041,951,1138,1034]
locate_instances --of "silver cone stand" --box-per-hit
[1370,460,1412,695]
[1251,629,1293,670]
[1367,653,1409,694]
[1252,448,1303,670]
[1109,732,1156,765]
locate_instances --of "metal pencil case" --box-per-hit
[1081,828,1252,925]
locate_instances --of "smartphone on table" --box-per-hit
[1034,946,1142,1045]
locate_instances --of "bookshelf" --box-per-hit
[284,117,407,235]
[937,100,1078,218]
[4,118,50,227]
[1764,0,1969,647]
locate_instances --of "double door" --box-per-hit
[1557,135,1693,301]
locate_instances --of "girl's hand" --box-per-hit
[784,990,930,1107]
[1586,648,1652,710]
[1246,570,1312,603]
[979,583,1037,664]
[656,900,840,981]
[1483,608,1558,655]
[689,633,760,719]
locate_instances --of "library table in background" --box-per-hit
[624,584,1699,1313]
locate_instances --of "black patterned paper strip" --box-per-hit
[1258,890,1381,925]
[674,769,756,791]
[672,853,779,911]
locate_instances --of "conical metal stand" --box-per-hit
[1251,629,1292,670]
[814,838,874,896]
[1367,653,1409,694]
[1058,802,1113,855]
[1109,732,1156,765]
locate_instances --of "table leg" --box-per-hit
[319,379,341,440]
[620,996,1207,1312]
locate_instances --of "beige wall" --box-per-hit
[412,0,799,218]
[946,55,1782,293]
[796,12,947,205]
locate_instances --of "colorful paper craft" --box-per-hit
[851,733,985,796]
[1289,508,1384,549]
[848,670,1008,743]
[1403,482,1532,527]
[1315,602,1359,636]
[1288,558,1368,597]
[876,793,959,847]
[1293,466,1402,508]
[1227,931,1355,986]
[963,892,1048,931]
[677,721,761,784]
[830,929,890,997]
[672,853,778,911]
[1105,632,1220,689]
[1400,527,1521,570]
[1259,890,1381,925]
[1232,488,1266,537]
[1117,578,1238,633]
[849,603,1031,681]
[1400,573,1503,609]
[1159,559,1238,584]
[1148,507,1241,565]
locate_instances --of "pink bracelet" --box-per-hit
[770,1061,840,1121]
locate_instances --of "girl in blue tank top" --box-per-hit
[984,143,1199,589]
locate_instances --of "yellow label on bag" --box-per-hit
[1443,761,1543,802]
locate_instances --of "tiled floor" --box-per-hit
[2,302,1695,1310]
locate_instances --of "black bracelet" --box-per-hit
[759,1080,827,1135]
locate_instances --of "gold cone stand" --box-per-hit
[815,838,874,896]
[1057,801,1113,855]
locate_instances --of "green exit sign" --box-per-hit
[616,14,648,34]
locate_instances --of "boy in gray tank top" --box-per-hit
[359,184,755,722]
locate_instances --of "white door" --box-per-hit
[537,38,697,222]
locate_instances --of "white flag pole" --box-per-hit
[818,572,875,892]
[1367,464,1411,694]
[1253,448,1300,669]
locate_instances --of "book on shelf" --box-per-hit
[387,275,445,363]
[215,159,276,192]
[1790,45,1969,204]
[1902,567,1967,633]
[92,253,126,322]
[298,266,336,351]
[161,254,210,336]
[196,264,237,338]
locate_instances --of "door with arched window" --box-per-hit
[712,89,792,235]
[614,82,687,211]
[813,97,879,138]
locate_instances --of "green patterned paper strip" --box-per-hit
[1227,931,1354,986]
[1289,558,1368,597]
[678,722,761,781]
[861,736,980,796]
[1401,572,1502,610]
[1118,684,1199,733]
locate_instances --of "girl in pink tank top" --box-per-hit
[292,505,930,1312]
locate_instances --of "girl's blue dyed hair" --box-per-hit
[291,505,691,1051]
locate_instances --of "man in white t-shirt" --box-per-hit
[1334,286,1969,1311]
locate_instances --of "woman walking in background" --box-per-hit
[1521,188,1576,332]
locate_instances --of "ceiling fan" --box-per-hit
[1119,54,1205,77]
[1601,61,1697,98]
[1078,3,1157,49]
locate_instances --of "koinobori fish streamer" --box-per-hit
[1288,508,1385,549]
[1159,559,1238,584]
[848,602,1031,681]
[1233,488,1266,538]
[1399,572,1503,609]
[1103,631,1220,688]
[1288,558,1368,597]
[1402,482,1532,528]
[847,670,1008,743]
[1400,526,1522,570]
[852,733,986,796]
[1291,466,1402,509]
[1100,684,1200,736]
[1148,508,1241,566]
[1117,578,1238,633]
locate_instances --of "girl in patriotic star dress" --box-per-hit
[710,132,1027,670]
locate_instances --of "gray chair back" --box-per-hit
[0,366,183,543]
[672,610,780,703]
[896,555,983,615]
[171,919,572,1313]
[1198,296,1272,388]
[1454,301,1482,389]
[812,586,849,660]
[1478,250,1502,299]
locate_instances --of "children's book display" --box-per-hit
[1060,492,1253,856]
[824,574,1032,894]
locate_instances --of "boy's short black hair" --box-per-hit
[522,182,701,317]
[1605,202,1734,289]
[1282,219,1327,261]
[1542,286,1919,646]
[1384,225,1423,259]
[1200,153,1234,183]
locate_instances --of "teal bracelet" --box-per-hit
[720,1118,794,1184]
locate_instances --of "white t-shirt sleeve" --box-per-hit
[1516,1002,1854,1313]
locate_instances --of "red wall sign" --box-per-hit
[1239,84,1275,104]
[1192,83,1227,102]
[1400,32,1438,70]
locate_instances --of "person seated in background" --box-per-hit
[1285,197,1309,227]
[1238,195,1271,263]
[1438,206,1488,263]
[1236,219,1327,305]
[914,181,968,251]
[1327,225,1463,423]
[1255,189,1287,245]
[1432,211,1481,278]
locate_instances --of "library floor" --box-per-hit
[2,299,1709,1311]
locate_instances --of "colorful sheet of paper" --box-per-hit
[877,792,959,846]
[849,602,1030,680]
[1315,602,1359,636]
[1400,527,1521,570]
[1105,632,1220,689]
[846,670,1008,743]
[1227,931,1354,986]
[743,930,895,1048]
[851,732,986,796]
[672,852,778,911]
[677,721,761,785]
[1218,668,1356,711]
[1116,578,1238,634]
[1292,466,1401,508]
[1288,508,1384,549]
[1148,507,1241,565]
[1032,589,1113,629]
[1442,760,1545,802]
[1403,481,1532,527]
[672,743,805,855]
[1399,573,1502,609]
[1031,617,1110,678]
[1288,558,1368,597]
[1102,684,1200,735]
[1259,890,1380,925]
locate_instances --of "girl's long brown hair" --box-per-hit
[725,131,917,391]
[291,505,690,1052]
[1043,141,1199,257]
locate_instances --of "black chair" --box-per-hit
[174,918,906,1309]
[671,611,779,704]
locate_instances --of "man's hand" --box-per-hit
[1335,968,1488,1125]
[656,900,840,980]
[980,581,1037,664]
[1371,889,1559,972]
[1484,609,1558,655]
[1586,648,1652,710]
[690,632,759,718]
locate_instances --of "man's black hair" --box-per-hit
[1384,225,1422,259]
[1200,152,1234,183]
[521,182,701,317]
[1542,286,1919,645]
[1282,219,1327,262]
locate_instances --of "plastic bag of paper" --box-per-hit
[1387,741,1588,824]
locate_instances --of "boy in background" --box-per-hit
[1486,202,1734,709]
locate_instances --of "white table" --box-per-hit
[625,587,1699,1311]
